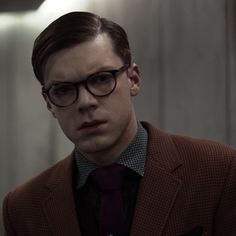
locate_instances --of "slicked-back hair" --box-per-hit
[31,12,132,85]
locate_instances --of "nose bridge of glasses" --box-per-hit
[76,79,86,90]
[77,79,97,102]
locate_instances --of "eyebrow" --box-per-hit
[46,66,119,88]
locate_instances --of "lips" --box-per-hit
[78,120,106,130]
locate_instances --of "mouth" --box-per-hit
[78,120,107,131]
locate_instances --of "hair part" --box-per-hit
[31,12,132,85]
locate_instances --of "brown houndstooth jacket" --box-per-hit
[2,122,236,236]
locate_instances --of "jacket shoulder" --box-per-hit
[142,121,236,167]
[171,132,236,163]
[3,152,74,208]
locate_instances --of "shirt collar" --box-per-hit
[75,122,148,189]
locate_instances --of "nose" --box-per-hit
[76,85,98,112]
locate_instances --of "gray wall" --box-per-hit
[0,0,235,233]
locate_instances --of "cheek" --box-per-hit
[54,109,75,133]
[104,85,133,119]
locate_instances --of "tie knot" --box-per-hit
[90,164,125,190]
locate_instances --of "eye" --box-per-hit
[88,73,114,86]
[51,84,75,96]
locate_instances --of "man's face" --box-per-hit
[43,34,140,164]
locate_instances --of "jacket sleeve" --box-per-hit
[2,192,16,236]
[214,155,236,235]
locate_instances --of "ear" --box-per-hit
[128,63,141,96]
[42,92,57,118]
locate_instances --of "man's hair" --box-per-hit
[31,11,132,85]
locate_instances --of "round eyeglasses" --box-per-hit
[42,64,130,107]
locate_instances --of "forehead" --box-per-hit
[43,34,123,86]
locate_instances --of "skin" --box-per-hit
[43,33,141,166]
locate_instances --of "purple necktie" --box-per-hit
[90,164,126,236]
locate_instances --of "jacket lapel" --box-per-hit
[42,153,81,236]
[131,122,183,235]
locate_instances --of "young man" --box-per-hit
[2,12,236,236]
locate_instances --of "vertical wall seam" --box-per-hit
[225,0,231,145]
[157,13,166,130]
[6,29,18,186]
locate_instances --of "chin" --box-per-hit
[76,136,115,155]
